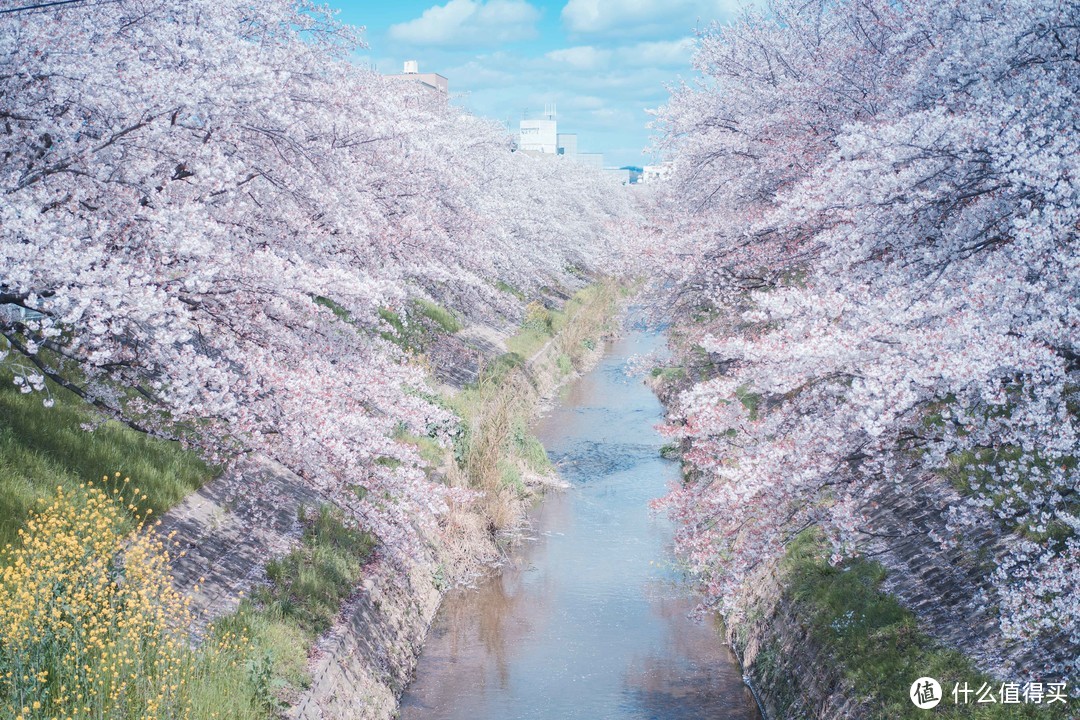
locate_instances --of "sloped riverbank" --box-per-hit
[155,282,623,719]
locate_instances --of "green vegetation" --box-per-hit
[756,530,1072,719]
[939,447,1078,545]
[505,284,610,360]
[0,373,216,548]
[0,484,261,720]
[495,280,527,301]
[921,386,1078,546]
[378,299,461,353]
[506,301,557,358]
[444,280,620,531]
[650,366,686,383]
[556,353,573,375]
[0,482,373,719]
[0,279,620,716]
[314,292,464,353]
[511,419,553,475]
[394,429,447,468]
[735,383,761,420]
[485,352,527,385]
[257,505,376,637]
[213,504,377,712]
[659,442,681,460]
[445,362,537,529]
[414,298,463,334]
[313,294,353,323]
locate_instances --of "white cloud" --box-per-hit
[390,0,541,46]
[545,45,612,69]
[625,37,696,66]
[570,95,607,110]
[544,37,694,72]
[418,28,702,165]
[561,0,745,36]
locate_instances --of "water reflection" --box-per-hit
[399,324,760,720]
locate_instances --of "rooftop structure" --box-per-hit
[386,60,448,94]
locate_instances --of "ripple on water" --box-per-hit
[547,439,659,480]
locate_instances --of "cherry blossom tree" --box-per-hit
[648,0,1078,680]
[1,0,632,557]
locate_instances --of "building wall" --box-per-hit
[604,168,631,185]
[576,153,604,169]
[519,119,558,154]
[642,163,672,183]
[386,61,449,94]
[557,133,577,156]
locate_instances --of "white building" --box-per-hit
[519,118,558,155]
[576,153,604,169]
[515,109,610,171]
[386,60,448,94]
[604,167,631,185]
[641,163,673,184]
[557,133,577,157]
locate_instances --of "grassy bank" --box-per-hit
[444,279,622,533]
[0,373,216,548]
[0,484,260,720]
[210,504,377,714]
[0,278,624,718]
[739,531,1071,719]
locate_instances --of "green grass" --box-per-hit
[443,282,618,527]
[0,373,216,548]
[213,504,377,711]
[319,293,461,334]
[312,294,353,323]
[414,298,462,334]
[506,300,558,358]
[767,531,1072,719]
[556,353,573,375]
[495,280,527,301]
[498,458,525,496]
[650,366,686,383]
[505,326,552,359]
[505,285,606,359]
[378,299,461,353]
[260,505,375,636]
[735,383,760,420]
[446,354,523,422]
[0,484,265,720]
[939,447,1077,544]
[440,280,619,530]
[186,641,273,720]
[659,442,681,460]
[511,419,552,474]
[394,430,447,469]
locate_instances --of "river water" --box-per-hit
[399,321,761,720]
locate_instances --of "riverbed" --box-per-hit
[399,320,761,720]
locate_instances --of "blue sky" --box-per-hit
[328,1,747,168]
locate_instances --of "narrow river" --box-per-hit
[400,320,761,720]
